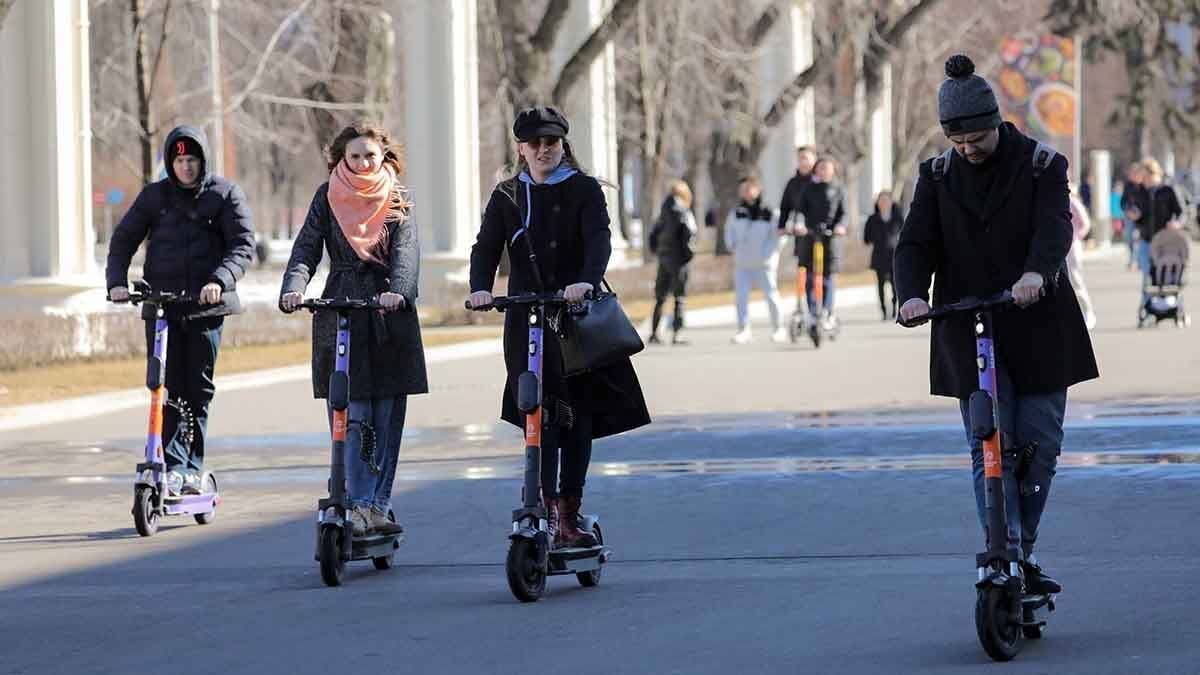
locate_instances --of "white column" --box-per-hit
[0,0,94,281]
[758,1,814,211]
[1089,149,1112,248]
[862,63,894,210]
[402,0,479,258]
[552,0,628,258]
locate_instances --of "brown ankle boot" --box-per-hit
[543,494,560,543]
[557,495,598,548]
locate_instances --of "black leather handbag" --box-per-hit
[555,279,644,376]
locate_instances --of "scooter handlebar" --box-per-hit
[111,281,189,306]
[295,297,387,313]
[897,291,1014,328]
[466,292,574,312]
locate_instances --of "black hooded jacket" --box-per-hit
[106,126,256,319]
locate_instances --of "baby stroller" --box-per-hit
[1138,228,1190,328]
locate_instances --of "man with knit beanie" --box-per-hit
[107,125,256,497]
[895,55,1099,596]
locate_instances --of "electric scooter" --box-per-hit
[900,291,1056,662]
[789,227,840,347]
[113,280,219,537]
[466,231,610,602]
[294,297,404,587]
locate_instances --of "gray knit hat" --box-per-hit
[938,54,1002,135]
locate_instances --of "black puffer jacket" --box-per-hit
[792,181,847,269]
[106,126,256,319]
[649,196,696,265]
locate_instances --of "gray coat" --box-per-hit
[281,183,429,400]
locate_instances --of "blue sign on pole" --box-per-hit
[106,189,124,205]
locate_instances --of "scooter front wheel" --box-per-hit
[576,523,604,587]
[132,486,159,537]
[319,526,345,587]
[976,586,1022,661]
[506,538,546,602]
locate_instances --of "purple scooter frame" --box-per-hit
[115,280,218,537]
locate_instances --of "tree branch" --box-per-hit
[551,0,641,103]
[223,0,317,115]
[145,0,172,101]
[530,0,570,53]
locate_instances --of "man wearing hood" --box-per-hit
[107,125,256,496]
[895,55,1098,596]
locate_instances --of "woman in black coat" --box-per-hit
[863,190,904,320]
[467,107,651,548]
[280,122,428,538]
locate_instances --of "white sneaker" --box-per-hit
[771,327,789,343]
[731,329,752,344]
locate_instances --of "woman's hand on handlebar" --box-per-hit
[108,286,130,302]
[898,298,930,326]
[1010,271,1044,308]
[467,290,493,310]
[280,291,303,313]
[564,282,593,304]
[833,225,847,237]
[379,292,404,312]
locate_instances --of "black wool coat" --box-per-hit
[863,205,904,274]
[894,122,1099,399]
[280,183,429,400]
[106,126,256,320]
[470,172,651,439]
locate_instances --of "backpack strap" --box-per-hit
[931,148,954,182]
[1031,141,1057,179]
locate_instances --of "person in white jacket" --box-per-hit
[724,175,786,343]
[1067,185,1097,330]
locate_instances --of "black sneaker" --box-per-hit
[648,334,662,345]
[1022,560,1062,595]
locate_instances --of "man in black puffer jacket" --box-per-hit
[106,125,256,495]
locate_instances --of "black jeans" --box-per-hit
[652,261,689,335]
[875,270,896,318]
[143,316,224,474]
[540,409,593,499]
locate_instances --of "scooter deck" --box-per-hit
[163,493,218,516]
[350,532,404,561]
[548,545,610,574]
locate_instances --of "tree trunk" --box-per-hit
[131,0,155,185]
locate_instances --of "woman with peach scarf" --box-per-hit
[280,122,428,537]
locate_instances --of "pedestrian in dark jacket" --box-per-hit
[791,157,847,319]
[648,180,698,345]
[863,190,904,320]
[1135,158,1185,303]
[778,145,818,235]
[467,106,651,548]
[280,121,428,537]
[896,55,1099,595]
[106,125,255,496]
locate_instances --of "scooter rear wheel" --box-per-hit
[132,486,159,537]
[576,523,604,587]
[371,510,400,570]
[976,586,1022,661]
[319,526,345,587]
[506,538,546,602]
[193,473,217,525]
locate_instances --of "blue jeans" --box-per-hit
[1137,239,1153,303]
[733,266,782,331]
[958,363,1066,558]
[327,397,408,510]
[805,271,835,315]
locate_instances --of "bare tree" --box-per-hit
[0,0,16,30]
[1047,0,1200,159]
